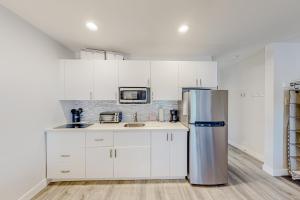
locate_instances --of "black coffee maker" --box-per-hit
[170,109,179,122]
[71,108,83,123]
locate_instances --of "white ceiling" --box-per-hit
[1,0,300,59]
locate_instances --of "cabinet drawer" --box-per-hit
[114,131,150,146]
[86,132,113,147]
[48,147,85,163]
[47,162,85,179]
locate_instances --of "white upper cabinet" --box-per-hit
[198,62,218,88]
[118,60,151,87]
[179,61,200,88]
[179,61,218,88]
[151,61,179,100]
[94,60,118,100]
[63,60,93,100]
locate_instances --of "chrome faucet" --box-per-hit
[133,112,138,122]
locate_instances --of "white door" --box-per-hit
[151,131,170,178]
[151,61,179,100]
[94,60,118,100]
[114,147,150,178]
[118,60,151,87]
[170,132,187,177]
[86,147,114,178]
[179,61,199,88]
[63,60,93,100]
[198,62,218,88]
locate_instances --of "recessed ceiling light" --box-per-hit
[178,24,189,33]
[86,21,98,31]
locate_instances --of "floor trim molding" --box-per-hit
[263,164,289,176]
[229,141,264,161]
[18,179,48,200]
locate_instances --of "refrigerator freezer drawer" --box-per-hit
[189,125,228,185]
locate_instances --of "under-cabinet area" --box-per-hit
[46,129,187,181]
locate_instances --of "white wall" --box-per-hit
[0,5,74,200]
[264,43,300,176]
[219,49,265,161]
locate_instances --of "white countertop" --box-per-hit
[46,121,189,132]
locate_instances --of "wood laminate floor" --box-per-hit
[33,146,300,200]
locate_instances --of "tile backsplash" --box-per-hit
[60,100,178,123]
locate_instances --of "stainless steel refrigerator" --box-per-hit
[181,89,228,185]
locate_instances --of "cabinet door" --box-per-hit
[118,60,151,87]
[94,61,118,100]
[86,147,114,178]
[151,61,179,100]
[63,60,93,100]
[114,146,150,178]
[151,131,170,178]
[179,61,199,88]
[198,62,218,88]
[170,132,187,177]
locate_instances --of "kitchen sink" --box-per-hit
[124,123,145,128]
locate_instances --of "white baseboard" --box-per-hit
[262,164,289,176]
[18,179,48,200]
[229,141,264,161]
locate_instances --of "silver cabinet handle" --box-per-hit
[171,133,173,141]
[196,79,198,86]
[167,133,169,141]
[60,155,70,158]
[94,138,104,142]
[199,78,202,86]
[89,91,93,100]
[61,170,70,173]
[110,149,113,158]
[115,149,117,158]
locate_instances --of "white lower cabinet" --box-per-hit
[47,130,186,181]
[114,146,150,178]
[151,131,187,178]
[86,147,114,179]
[47,132,85,179]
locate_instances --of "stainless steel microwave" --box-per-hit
[119,87,150,104]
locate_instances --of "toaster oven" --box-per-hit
[99,112,122,123]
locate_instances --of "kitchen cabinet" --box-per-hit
[114,146,150,178]
[94,60,118,100]
[114,131,151,178]
[63,60,93,100]
[118,60,151,87]
[151,61,179,100]
[151,131,170,178]
[169,132,187,177]
[47,132,85,179]
[85,132,114,178]
[151,131,187,178]
[86,147,114,178]
[47,128,187,181]
[179,61,218,88]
